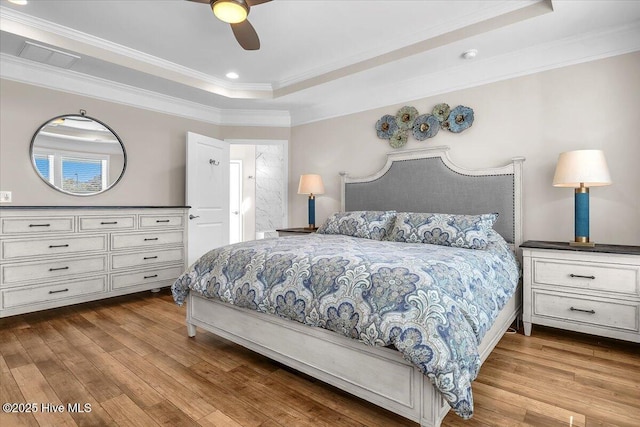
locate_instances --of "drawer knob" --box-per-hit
[156,219,170,223]
[49,244,70,248]
[144,238,159,241]
[49,266,69,272]
[570,307,596,314]
[569,274,595,280]
[100,221,118,225]
[49,288,69,294]
[144,274,159,279]
[29,223,51,227]
[143,256,158,260]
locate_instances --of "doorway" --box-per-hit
[228,139,288,242]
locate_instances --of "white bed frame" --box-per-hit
[185,146,525,427]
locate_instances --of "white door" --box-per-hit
[186,132,230,266]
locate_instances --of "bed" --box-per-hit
[173,146,525,427]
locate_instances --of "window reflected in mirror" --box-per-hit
[30,114,126,196]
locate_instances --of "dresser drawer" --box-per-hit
[111,231,184,250]
[532,259,640,296]
[1,216,74,235]
[2,235,107,260]
[532,290,639,332]
[2,277,107,309]
[139,214,184,229]
[111,265,184,290]
[111,248,183,270]
[78,215,135,231]
[1,255,107,285]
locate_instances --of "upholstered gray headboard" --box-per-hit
[341,146,524,247]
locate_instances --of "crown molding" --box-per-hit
[0,53,291,128]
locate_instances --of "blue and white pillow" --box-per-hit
[317,211,396,241]
[389,212,498,249]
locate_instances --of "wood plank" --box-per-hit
[10,363,77,427]
[14,326,67,379]
[110,347,217,420]
[101,394,160,427]
[45,370,116,426]
[46,339,123,403]
[144,400,200,427]
[73,342,164,409]
[78,307,157,356]
[198,410,245,427]
[0,329,32,370]
[0,355,39,427]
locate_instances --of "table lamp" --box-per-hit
[552,149,612,247]
[297,174,325,229]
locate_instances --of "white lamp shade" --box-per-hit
[552,150,612,188]
[298,174,325,195]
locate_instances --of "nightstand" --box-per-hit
[276,227,318,237]
[520,240,640,343]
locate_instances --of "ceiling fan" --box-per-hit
[188,0,272,50]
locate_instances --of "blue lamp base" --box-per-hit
[571,186,595,247]
[307,195,316,229]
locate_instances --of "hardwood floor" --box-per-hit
[1,289,638,427]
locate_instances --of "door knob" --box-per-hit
[189,214,200,220]
[231,211,239,215]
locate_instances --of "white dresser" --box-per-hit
[521,240,640,343]
[0,207,188,317]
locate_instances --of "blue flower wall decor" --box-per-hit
[446,105,474,133]
[412,114,440,141]
[375,102,474,148]
[375,114,398,139]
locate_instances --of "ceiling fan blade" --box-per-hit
[246,0,271,6]
[185,0,210,4]
[231,20,260,50]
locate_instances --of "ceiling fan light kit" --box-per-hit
[189,0,271,50]
[212,0,248,24]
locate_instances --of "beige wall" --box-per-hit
[0,79,289,206]
[289,52,640,245]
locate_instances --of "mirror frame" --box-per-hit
[30,113,127,197]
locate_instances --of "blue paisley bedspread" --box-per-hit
[171,230,519,419]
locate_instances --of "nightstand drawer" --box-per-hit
[532,290,639,332]
[2,277,106,309]
[532,259,639,296]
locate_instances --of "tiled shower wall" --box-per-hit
[255,144,285,236]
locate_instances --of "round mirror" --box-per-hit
[30,114,127,196]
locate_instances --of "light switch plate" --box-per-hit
[0,191,12,203]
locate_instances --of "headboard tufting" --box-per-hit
[341,146,524,249]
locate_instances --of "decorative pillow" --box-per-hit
[388,212,499,249]
[317,211,396,240]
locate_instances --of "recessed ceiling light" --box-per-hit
[8,0,28,5]
[462,49,478,60]
[226,72,239,79]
